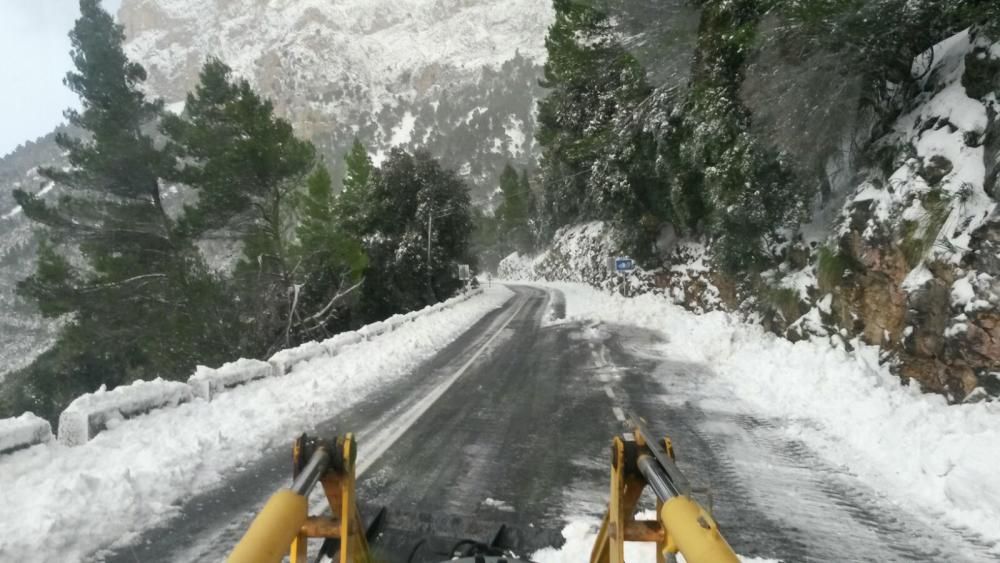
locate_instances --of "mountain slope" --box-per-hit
[119,0,554,198]
[0,0,555,381]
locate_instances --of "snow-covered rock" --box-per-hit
[802,28,1000,399]
[119,0,552,111]
[0,412,52,455]
[498,222,652,294]
[57,379,194,446]
[187,358,273,401]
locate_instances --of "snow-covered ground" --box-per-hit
[0,286,512,561]
[532,519,778,563]
[524,281,1000,555]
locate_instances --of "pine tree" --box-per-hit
[163,57,315,278]
[335,138,374,240]
[10,0,232,418]
[292,165,367,340]
[297,165,336,251]
[496,163,532,254]
[162,58,315,351]
[521,168,541,250]
[536,0,653,236]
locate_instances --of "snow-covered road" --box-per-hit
[532,282,1000,562]
[2,281,997,562]
[0,286,515,561]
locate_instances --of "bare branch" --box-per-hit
[76,273,168,294]
[297,276,365,331]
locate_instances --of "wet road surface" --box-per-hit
[102,285,997,562]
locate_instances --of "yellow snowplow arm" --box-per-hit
[228,434,374,563]
[229,418,735,563]
[228,489,309,563]
[590,414,739,563]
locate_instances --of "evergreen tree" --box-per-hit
[521,168,542,250]
[162,58,315,351]
[335,138,374,240]
[495,163,533,253]
[359,150,473,320]
[536,0,652,235]
[292,164,367,340]
[163,58,315,274]
[297,165,336,252]
[470,208,503,272]
[10,0,232,418]
[654,0,804,272]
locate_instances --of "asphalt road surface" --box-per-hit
[102,285,997,562]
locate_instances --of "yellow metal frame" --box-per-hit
[590,433,739,563]
[228,434,374,563]
[230,424,736,563]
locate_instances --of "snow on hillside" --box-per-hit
[0,287,512,561]
[843,29,997,268]
[120,0,553,129]
[534,281,1000,550]
[116,0,553,200]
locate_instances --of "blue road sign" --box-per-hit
[615,258,635,272]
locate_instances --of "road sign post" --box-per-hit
[614,258,635,273]
[609,256,636,297]
[457,264,471,290]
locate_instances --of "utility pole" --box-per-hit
[427,212,434,302]
[426,207,453,302]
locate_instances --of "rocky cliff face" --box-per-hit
[817,29,1000,400]
[118,0,553,198]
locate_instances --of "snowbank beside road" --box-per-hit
[0,286,513,561]
[533,281,1000,548]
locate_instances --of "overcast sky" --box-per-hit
[0,0,122,157]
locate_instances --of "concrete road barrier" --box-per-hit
[188,358,274,401]
[57,379,194,446]
[0,412,53,455]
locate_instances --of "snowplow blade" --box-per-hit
[364,507,560,562]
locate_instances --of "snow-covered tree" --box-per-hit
[536,0,653,234]
[359,150,473,320]
[9,0,233,418]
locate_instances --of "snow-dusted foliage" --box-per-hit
[841,29,997,268]
[0,412,52,454]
